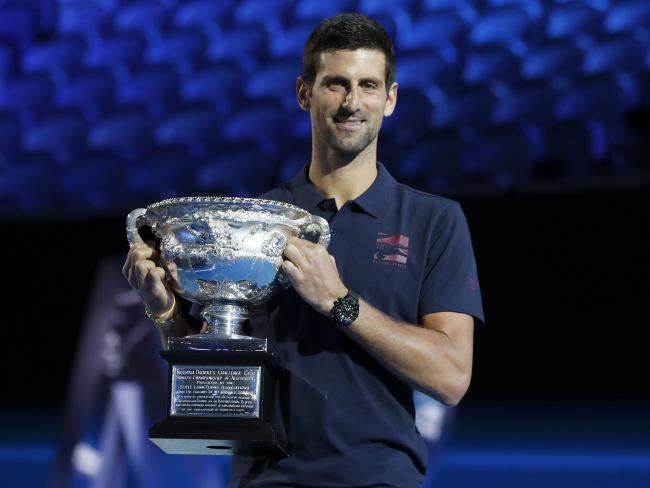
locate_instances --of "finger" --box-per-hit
[289,235,317,250]
[147,266,167,283]
[132,244,155,262]
[122,244,148,278]
[283,242,306,268]
[145,240,160,259]
[144,267,171,300]
[281,259,302,282]
[134,259,156,288]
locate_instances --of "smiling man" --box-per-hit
[124,12,484,488]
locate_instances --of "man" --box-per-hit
[124,13,484,488]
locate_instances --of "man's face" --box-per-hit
[298,49,397,157]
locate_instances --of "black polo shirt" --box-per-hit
[230,162,484,488]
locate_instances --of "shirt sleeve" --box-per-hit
[418,201,485,325]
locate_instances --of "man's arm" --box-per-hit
[282,237,475,406]
[344,305,473,406]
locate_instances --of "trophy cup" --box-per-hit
[126,196,330,456]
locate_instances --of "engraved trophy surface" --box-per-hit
[126,196,330,456]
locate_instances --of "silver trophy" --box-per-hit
[126,196,330,456]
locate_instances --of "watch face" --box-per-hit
[332,293,359,327]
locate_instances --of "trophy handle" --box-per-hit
[126,208,147,247]
[299,215,331,248]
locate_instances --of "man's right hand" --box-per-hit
[122,243,176,318]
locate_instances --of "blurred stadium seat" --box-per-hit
[181,62,244,115]
[292,0,355,21]
[394,128,466,191]
[145,29,207,76]
[358,0,417,18]
[398,51,451,89]
[22,37,86,83]
[154,105,219,157]
[397,12,465,63]
[421,0,478,22]
[113,0,171,39]
[22,109,86,164]
[463,45,521,85]
[88,108,152,160]
[222,102,287,155]
[583,36,646,75]
[84,32,147,79]
[521,41,585,81]
[604,0,650,34]
[59,154,126,210]
[270,22,314,59]
[0,112,21,165]
[118,65,181,116]
[57,1,111,41]
[554,77,627,160]
[0,4,38,51]
[488,0,544,20]
[492,81,558,125]
[195,146,272,197]
[0,41,17,80]
[465,125,536,187]
[20,0,57,36]
[173,0,233,35]
[207,25,269,72]
[55,68,116,120]
[275,150,307,183]
[469,7,532,53]
[382,89,434,148]
[555,76,627,125]
[546,2,605,41]
[0,73,54,123]
[0,159,57,212]
[430,88,496,129]
[125,147,197,205]
[246,60,301,109]
[233,0,294,30]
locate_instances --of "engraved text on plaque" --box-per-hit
[171,365,261,418]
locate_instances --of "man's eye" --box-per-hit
[362,83,377,90]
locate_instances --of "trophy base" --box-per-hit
[149,417,288,456]
[152,342,288,457]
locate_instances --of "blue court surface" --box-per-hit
[2,402,648,488]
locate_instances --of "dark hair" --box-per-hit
[303,13,396,91]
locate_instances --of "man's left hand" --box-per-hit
[281,236,348,315]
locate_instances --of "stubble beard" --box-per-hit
[322,120,378,157]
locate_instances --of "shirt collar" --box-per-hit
[289,161,397,218]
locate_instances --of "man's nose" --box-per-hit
[342,86,360,112]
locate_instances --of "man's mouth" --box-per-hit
[333,116,364,131]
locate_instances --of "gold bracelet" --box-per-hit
[144,298,180,327]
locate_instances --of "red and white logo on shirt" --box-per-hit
[373,233,409,266]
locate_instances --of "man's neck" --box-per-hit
[309,148,378,210]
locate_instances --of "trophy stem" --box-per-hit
[202,302,249,337]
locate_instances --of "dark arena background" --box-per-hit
[1,1,649,487]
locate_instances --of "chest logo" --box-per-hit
[373,233,409,266]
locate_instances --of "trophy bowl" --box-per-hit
[127,196,330,350]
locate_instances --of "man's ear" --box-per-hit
[296,76,311,112]
[383,81,398,117]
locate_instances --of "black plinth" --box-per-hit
[150,348,288,456]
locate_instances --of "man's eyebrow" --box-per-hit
[321,75,349,85]
[360,76,384,87]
